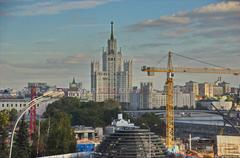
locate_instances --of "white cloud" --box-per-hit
[194,1,240,13]
[159,16,190,24]
[128,1,240,33]
[128,15,190,31]
[2,0,115,16]
[47,53,90,65]
[140,15,190,26]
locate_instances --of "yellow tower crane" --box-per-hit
[141,51,240,150]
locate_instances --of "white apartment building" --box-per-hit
[68,89,93,102]
[0,99,29,112]
[91,22,132,103]
[0,98,57,115]
[174,87,195,108]
[138,83,195,109]
[151,91,166,108]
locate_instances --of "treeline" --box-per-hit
[44,98,166,137]
[134,113,166,137]
[34,112,76,157]
[44,97,121,127]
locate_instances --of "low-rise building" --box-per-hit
[0,98,57,115]
[197,98,232,110]
[215,135,240,157]
[68,89,93,102]
[73,125,103,152]
[67,78,93,102]
[213,86,224,96]
[0,98,29,112]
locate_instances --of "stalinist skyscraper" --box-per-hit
[91,22,132,103]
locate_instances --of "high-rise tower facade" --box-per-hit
[91,22,132,102]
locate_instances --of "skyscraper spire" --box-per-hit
[72,77,76,84]
[110,21,114,40]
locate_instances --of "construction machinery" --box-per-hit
[141,51,240,150]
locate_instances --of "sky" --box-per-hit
[0,0,240,90]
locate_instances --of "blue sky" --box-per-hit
[0,0,240,90]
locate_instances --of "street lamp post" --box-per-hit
[8,91,64,158]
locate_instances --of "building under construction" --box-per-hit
[94,128,165,158]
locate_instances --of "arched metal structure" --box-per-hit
[9,91,64,158]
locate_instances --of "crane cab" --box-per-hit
[148,71,155,76]
[141,66,155,76]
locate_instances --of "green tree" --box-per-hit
[0,110,10,158]
[45,112,76,155]
[44,98,121,127]
[226,95,233,102]
[135,113,166,137]
[30,131,40,158]
[13,117,31,158]
[9,108,18,122]
[31,119,51,157]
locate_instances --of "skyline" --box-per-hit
[0,0,240,90]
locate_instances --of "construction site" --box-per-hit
[140,51,240,158]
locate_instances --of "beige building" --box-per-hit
[218,81,231,94]
[91,22,132,103]
[185,81,199,96]
[216,135,240,157]
[199,82,214,98]
[213,85,224,96]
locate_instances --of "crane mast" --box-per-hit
[166,51,174,148]
[141,51,240,151]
